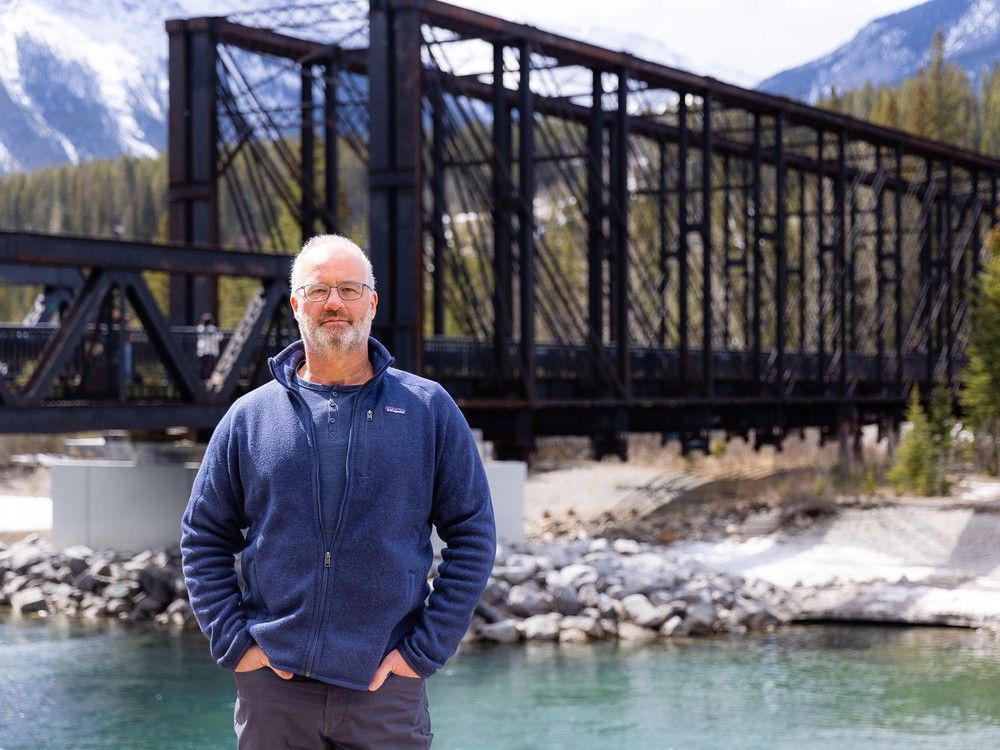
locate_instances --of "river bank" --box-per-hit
[4,446,1000,638]
[523,450,1000,632]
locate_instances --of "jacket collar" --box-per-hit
[268,336,395,390]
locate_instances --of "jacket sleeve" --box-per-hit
[180,407,254,670]
[398,389,496,678]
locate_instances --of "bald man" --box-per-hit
[182,234,496,749]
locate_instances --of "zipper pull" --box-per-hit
[324,551,331,568]
[367,409,373,421]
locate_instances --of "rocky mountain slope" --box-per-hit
[759,0,1000,102]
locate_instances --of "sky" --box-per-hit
[448,0,925,85]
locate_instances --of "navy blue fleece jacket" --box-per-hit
[180,337,496,690]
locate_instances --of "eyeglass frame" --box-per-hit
[294,281,373,303]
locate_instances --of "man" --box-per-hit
[181,234,496,749]
[195,312,223,381]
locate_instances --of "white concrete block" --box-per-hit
[50,460,197,551]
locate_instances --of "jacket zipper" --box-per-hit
[304,393,377,677]
[287,386,327,679]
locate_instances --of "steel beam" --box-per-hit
[835,130,847,395]
[751,114,762,386]
[609,70,629,395]
[518,42,536,399]
[677,95,689,387]
[492,43,513,384]
[417,0,1000,171]
[368,0,424,372]
[166,17,219,325]
[0,232,291,278]
[587,69,605,364]
[323,60,339,233]
[301,66,316,240]
[701,92,714,397]
[774,114,787,394]
[430,82,446,336]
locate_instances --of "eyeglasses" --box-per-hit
[295,281,372,303]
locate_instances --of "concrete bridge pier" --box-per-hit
[50,433,525,552]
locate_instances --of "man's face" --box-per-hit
[290,244,378,357]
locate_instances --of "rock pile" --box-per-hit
[0,534,197,628]
[466,537,791,644]
[0,534,792,645]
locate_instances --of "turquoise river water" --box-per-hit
[2,616,1000,749]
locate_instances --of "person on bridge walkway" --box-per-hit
[181,234,496,749]
[196,312,224,381]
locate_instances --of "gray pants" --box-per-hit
[234,669,433,749]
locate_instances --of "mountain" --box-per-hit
[0,0,708,175]
[759,0,1000,103]
[0,0,262,174]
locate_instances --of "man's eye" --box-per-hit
[306,285,329,300]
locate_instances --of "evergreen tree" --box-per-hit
[980,64,1000,156]
[960,239,1000,474]
[927,382,955,492]
[899,30,977,148]
[887,387,945,495]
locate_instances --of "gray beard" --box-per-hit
[297,309,373,356]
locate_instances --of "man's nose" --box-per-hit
[323,290,346,309]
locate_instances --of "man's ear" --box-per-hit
[290,293,299,315]
[369,290,378,318]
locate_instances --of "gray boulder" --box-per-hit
[681,601,716,635]
[11,587,48,615]
[620,594,671,628]
[612,538,642,555]
[617,622,657,642]
[482,578,511,605]
[479,619,520,644]
[577,583,600,608]
[139,568,174,605]
[660,615,683,637]
[549,583,581,616]
[102,582,135,601]
[559,615,603,638]
[548,563,599,590]
[507,583,553,618]
[518,612,562,641]
[559,628,589,644]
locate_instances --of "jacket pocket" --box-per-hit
[242,558,269,617]
[359,407,375,478]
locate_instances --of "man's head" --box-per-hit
[289,235,378,357]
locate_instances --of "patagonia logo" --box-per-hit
[385,405,406,415]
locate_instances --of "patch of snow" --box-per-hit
[1,1,164,159]
[945,0,1000,56]
[0,494,52,532]
[0,139,21,172]
[0,3,83,163]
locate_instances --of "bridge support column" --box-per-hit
[591,409,628,462]
[166,17,219,325]
[368,0,424,373]
[490,411,535,464]
[837,408,862,467]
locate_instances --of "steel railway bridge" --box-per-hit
[1,0,998,459]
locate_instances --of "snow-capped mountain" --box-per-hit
[759,0,1000,103]
[0,0,263,173]
[0,0,706,175]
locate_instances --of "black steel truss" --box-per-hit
[2,0,998,459]
[0,232,295,432]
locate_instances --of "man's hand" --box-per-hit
[368,649,420,691]
[235,644,294,680]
